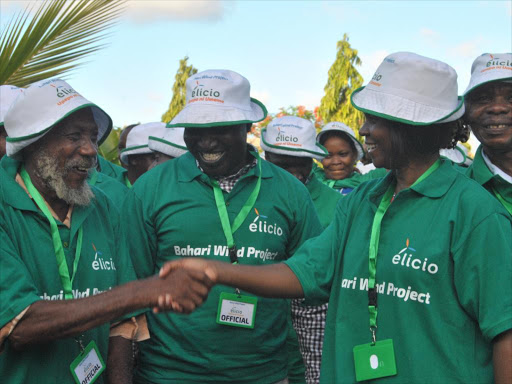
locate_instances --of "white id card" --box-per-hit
[216,292,258,329]
[70,340,105,384]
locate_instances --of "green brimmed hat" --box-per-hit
[0,85,24,127]
[167,69,267,128]
[120,122,167,164]
[4,79,112,158]
[261,116,327,160]
[351,52,465,126]
[148,127,188,158]
[463,52,512,96]
[317,122,364,160]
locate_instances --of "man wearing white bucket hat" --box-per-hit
[121,69,321,383]
[119,122,168,186]
[464,53,512,215]
[147,126,188,170]
[262,115,341,384]
[0,79,213,384]
[0,85,24,159]
[159,53,512,383]
[315,122,387,194]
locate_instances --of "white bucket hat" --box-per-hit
[120,122,167,164]
[351,52,465,125]
[148,127,188,158]
[463,53,512,95]
[0,85,24,126]
[317,121,364,160]
[4,79,112,158]
[260,116,327,160]
[440,144,470,165]
[167,69,267,128]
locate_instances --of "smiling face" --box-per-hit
[265,151,312,184]
[184,124,249,177]
[320,133,358,180]
[465,82,512,153]
[359,114,394,169]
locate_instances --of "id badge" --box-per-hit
[216,292,257,329]
[353,339,397,382]
[70,340,105,384]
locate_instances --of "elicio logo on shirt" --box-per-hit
[249,208,284,237]
[391,238,438,275]
[91,243,116,271]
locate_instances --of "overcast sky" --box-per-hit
[1,0,511,150]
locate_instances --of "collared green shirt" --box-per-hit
[0,156,138,384]
[121,152,322,384]
[88,169,129,211]
[97,155,126,184]
[306,174,342,229]
[313,163,388,195]
[286,159,512,383]
[466,145,512,214]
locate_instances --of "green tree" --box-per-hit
[161,56,198,123]
[318,33,364,140]
[1,0,125,87]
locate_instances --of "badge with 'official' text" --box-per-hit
[216,292,257,329]
[70,340,105,384]
[353,339,397,381]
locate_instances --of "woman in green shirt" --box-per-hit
[315,121,387,194]
[160,52,512,383]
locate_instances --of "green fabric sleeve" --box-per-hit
[119,188,158,279]
[0,226,41,328]
[452,212,512,341]
[285,199,347,305]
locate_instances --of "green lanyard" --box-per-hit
[210,157,262,264]
[89,170,99,186]
[367,159,441,343]
[124,175,132,188]
[20,165,83,300]
[491,185,512,215]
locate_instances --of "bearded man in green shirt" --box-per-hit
[120,69,322,383]
[0,79,212,384]
[464,52,512,215]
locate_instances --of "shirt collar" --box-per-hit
[481,148,512,184]
[368,158,457,210]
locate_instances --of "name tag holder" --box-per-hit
[70,340,105,384]
[216,291,257,329]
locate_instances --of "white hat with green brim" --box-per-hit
[463,53,512,96]
[148,127,188,158]
[0,85,24,126]
[4,79,112,158]
[120,122,167,164]
[167,69,267,128]
[440,144,468,165]
[260,116,327,161]
[317,121,364,160]
[351,52,465,126]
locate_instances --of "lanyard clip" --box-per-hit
[370,326,377,345]
[228,246,238,264]
[75,335,85,353]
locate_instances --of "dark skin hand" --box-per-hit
[9,268,212,351]
[107,336,133,384]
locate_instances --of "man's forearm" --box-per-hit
[107,336,134,384]
[494,329,512,384]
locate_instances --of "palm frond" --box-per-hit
[0,0,125,87]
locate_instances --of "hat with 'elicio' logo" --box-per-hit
[317,121,364,161]
[120,122,168,164]
[4,79,112,158]
[148,127,188,159]
[260,116,327,160]
[463,53,512,96]
[0,85,24,126]
[351,52,465,125]
[167,69,267,128]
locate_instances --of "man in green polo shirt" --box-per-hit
[261,116,341,384]
[120,69,322,383]
[0,79,213,384]
[464,52,512,215]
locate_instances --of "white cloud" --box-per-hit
[359,50,389,81]
[420,28,440,46]
[124,0,229,23]
[451,37,485,59]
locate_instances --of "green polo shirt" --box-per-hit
[466,145,512,215]
[88,169,129,211]
[285,159,512,383]
[0,156,138,384]
[97,155,126,183]
[306,174,342,229]
[314,164,388,194]
[120,152,322,384]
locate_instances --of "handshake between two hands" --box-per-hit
[151,258,218,315]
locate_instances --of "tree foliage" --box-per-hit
[98,127,122,165]
[0,0,125,87]
[318,33,364,140]
[161,56,198,123]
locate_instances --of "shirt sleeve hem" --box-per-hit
[485,318,512,342]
